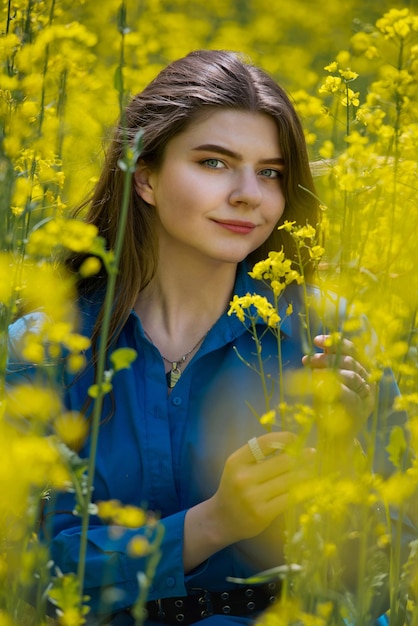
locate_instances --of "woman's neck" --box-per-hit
[134,258,238,360]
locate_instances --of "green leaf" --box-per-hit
[117,2,131,34]
[88,382,113,398]
[226,563,302,585]
[132,129,144,161]
[117,157,128,172]
[114,65,123,94]
[110,347,137,372]
[386,425,407,470]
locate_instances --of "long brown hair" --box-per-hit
[66,49,319,344]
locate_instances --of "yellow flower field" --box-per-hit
[1,0,417,624]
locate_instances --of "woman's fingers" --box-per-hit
[301,335,376,435]
[337,368,372,398]
[302,334,373,398]
[214,432,316,541]
[304,360,372,397]
[244,431,297,464]
[313,334,356,356]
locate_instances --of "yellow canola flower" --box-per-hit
[318,75,342,95]
[59,220,99,253]
[54,412,89,451]
[395,394,418,413]
[291,90,324,119]
[257,598,304,626]
[79,257,102,278]
[339,68,359,81]
[260,410,276,426]
[0,432,70,503]
[350,32,373,55]
[308,245,325,261]
[97,500,147,528]
[228,295,245,322]
[66,353,87,374]
[356,105,386,133]
[318,139,334,160]
[228,294,281,328]
[20,261,77,323]
[11,176,32,216]
[6,384,62,424]
[322,332,342,348]
[15,22,98,73]
[249,250,293,282]
[27,219,99,256]
[56,608,86,626]
[128,535,151,557]
[379,472,416,507]
[0,253,17,304]
[277,220,296,232]
[293,224,316,240]
[342,88,360,107]
[46,323,90,352]
[0,33,21,57]
[376,8,418,40]
[324,61,338,72]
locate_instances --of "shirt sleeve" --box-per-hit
[45,493,190,615]
[6,312,50,384]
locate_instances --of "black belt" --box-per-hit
[145,581,281,624]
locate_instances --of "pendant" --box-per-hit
[167,362,182,388]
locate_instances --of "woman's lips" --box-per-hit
[213,220,256,234]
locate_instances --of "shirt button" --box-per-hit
[166,577,175,588]
[172,396,182,406]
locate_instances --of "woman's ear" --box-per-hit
[133,160,155,206]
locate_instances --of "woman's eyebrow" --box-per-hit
[192,143,284,165]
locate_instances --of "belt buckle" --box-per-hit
[156,598,166,621]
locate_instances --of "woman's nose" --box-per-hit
[228,169,262,208]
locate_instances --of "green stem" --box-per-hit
[251,318,271,415]
[296,241,313,355]
[132,525,165,626]
[38,0,56,137]
[397,307,417,388]
[389,503,406,623]
[56,68,68,160]
[76,163,133,596]
[6,0,11,34]
[340,82,352,272]
[345,83,350,137]
[77,2,131,599]
[275,293,285,429]
[23,0,34,43]
[385,38,403,282]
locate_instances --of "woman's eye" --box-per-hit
[202,158,224,169]
[259,168,282,179]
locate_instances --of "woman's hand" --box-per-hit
[183,432,315,571]
[302,334,376,436]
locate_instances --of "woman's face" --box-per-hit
[134,109,286,267]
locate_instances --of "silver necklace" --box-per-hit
[144,329,208,388]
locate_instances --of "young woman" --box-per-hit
[7,50,408,625]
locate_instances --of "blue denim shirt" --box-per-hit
[6,263,410,623]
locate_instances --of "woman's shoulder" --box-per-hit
[7,292,103,367]
[7,311,49,365]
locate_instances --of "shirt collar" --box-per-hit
[200,261,296,352]
[81,261,298,348]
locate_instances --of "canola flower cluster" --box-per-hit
[1,1,418,625]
